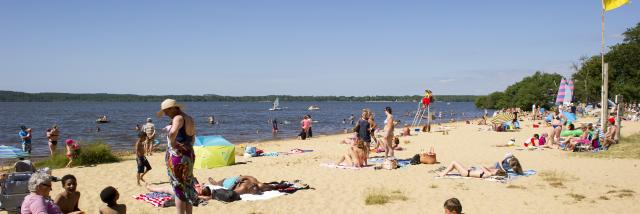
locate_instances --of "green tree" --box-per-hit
[572,22,640,103]
[475,72,562,110]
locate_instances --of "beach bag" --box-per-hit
[299,129,307,140]
[420,147,437,164]
[212,189,240,202]
[245,146,257,157]
[410,154,421,165]
[382,158,398,170]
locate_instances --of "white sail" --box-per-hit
[269,98,282,111]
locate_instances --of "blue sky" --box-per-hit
[1,1,638,96]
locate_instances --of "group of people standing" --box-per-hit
[298,115,313,140]
[336,107,396,167]
[19,124,61,156]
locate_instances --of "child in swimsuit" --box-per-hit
[65,139,79,168]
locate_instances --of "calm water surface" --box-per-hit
[0,101,488,158]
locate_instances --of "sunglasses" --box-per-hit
[41,183,52,189]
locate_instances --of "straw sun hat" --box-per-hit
[156,99,184,117]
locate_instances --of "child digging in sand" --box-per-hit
[99,186,126,214]
[135,132,152,186]
[54,174,84,214]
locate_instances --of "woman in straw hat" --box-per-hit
[157,99,200,213]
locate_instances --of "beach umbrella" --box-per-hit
[0,145,29,159]
[490,113,515,125]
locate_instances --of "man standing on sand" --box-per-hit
[19,125,32,154]
[143,118,156,156]
[47,125,60,156]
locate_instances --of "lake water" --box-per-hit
[0,101,488,158]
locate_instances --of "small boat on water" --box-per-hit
[307,105,320,111]
[268,98,283,111]
[96,116,109,123]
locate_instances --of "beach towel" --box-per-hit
[259,152,280,157]
[435,170,537,183]
[319,163,372,170]
[207,185,289,201]
[255,149,313,157]
[133,192,174,207]
[286,148,313,155]
[367,158,412,168]
[240,190,286,201]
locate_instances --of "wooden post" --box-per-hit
[601,63,609,131]
[600,6,608,132]
[615,95,623,142]
[427,105,431,132]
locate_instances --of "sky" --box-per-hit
[1,1,639,96]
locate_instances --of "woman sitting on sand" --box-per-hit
[560,124,590,150]
[335,139,366,167]
[438,156,523,178]
[208,176,274,195]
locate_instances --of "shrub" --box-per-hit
[35,141,119,169]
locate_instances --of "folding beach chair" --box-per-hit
[0,172,32,213]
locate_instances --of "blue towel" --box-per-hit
[260,152,280,157]
[508,170,536,178]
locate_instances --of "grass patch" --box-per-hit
[506,185,527,190]
[364,188,408,205]
[539,170,575,188]
[429,184,438,189]
[35,141,119,169]
[616,193,634,198]
[599,196,610,200]
[567,193,586,202]
[604,189,635,199]
[619,189,636,193]
[572,133,640,159]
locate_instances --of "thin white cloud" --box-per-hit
[438,79,456,83]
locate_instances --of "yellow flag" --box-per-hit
[603,0,630,11]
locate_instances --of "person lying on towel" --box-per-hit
[208,176,275,195]
[437,155,523,178]
[146,179,213,200]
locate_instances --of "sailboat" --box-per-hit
[269,98,283,111]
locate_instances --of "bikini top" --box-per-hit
[175,122,194,145]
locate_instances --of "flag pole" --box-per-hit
[600,4,609,133]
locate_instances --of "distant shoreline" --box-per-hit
[0,90,480,102]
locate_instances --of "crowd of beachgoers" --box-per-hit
[2,99,640,214]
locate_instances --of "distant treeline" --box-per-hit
[0,91,480,102]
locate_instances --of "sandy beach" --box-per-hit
[33,118,640,214]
